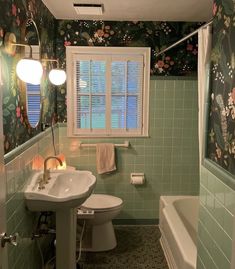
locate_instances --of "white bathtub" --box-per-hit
[159,196,199,269]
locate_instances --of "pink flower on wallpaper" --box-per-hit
[213,2,218,16]
[187,44,193,51]
[96,29,105,37]
[232,88,235,103]
[0,28,3,38]
[16,107,21,118]
[64,41,71,46]
[16,16,20,26]
[156,60,164,68]
[12,4,17,16]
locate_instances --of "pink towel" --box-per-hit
[96,143,116,174]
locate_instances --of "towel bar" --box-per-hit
[80,141,129,148]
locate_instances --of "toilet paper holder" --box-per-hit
[130,173,145,185]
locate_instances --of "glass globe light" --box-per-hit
[16,58,43,85]
[49,69,66,86]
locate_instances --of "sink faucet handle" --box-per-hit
[38,177,45,190]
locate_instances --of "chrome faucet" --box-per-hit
[43,156,63,184]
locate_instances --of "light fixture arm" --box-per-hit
[24,18,41,59]
[41,58,59,68]
[11,43,33,58]
[42,59,66,85]
[27,18,41,48]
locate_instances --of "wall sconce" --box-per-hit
[4,18,67,86]
[17,18,43,85]
[42,59,67,86]
[4,32,43,85]
[4,18,42,85]
[16,45,43,85]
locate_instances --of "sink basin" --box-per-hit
[24,169,96,211]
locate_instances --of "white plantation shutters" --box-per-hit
[74,56,106,134]
[110,56,143,134]
[67,47,150,137]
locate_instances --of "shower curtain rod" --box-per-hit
[155,19,213,57]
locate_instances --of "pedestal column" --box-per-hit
[56,208,77,269]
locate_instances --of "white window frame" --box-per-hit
[66,46,150,137]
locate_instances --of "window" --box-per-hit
[66,47,150,137]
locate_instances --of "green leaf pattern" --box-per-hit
[207,0,235,175]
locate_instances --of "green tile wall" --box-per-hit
[5,127,59,269]
[59,77,200,220]
[197,165,235,269]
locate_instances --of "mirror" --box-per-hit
[24,19,41,128]
[24,44,41,128]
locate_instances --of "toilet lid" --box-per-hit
[81,194,123,211]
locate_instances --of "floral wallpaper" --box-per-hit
[207,0,235,175]
[0,1,203,154]
[0,0,56,154]
[56,20,202,122]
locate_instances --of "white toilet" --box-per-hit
[78,194,123,252]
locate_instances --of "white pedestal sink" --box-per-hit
[24,169,96,269]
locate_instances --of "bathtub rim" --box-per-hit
[159,195,199,269]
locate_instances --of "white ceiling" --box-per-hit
[42,0,213,21]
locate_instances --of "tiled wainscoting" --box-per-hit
[59,77,200,220]
[5,128,59,269]
[197,163,235,269]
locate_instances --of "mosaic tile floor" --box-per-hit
[78,225,169,269]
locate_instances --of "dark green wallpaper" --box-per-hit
[56,20,202,122]
[207,0,235,175]
[0,0,56,154]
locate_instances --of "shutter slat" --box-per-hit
[111,60,142,130]
[91,96,106,129]
[75,59,106,130]
[76,95,90,129]
[111,96,125,129]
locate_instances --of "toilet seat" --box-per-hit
[81,194,123,212]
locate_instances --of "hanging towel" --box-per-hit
[96,143,116,174]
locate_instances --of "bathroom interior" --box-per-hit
[0,0,235,268]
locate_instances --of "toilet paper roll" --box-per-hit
[130,175,145,185]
